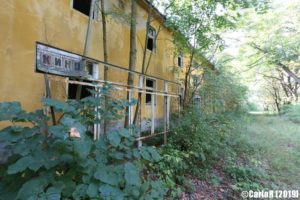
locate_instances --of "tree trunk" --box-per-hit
[100,0,109,134]
[100,0,108,81]
[133,1,153,125]
[125,0,137,127]
[280,64,300,84]
[183,43,196,108]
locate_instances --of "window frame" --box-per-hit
[192,75,201,86]
[85,61,99,80]
[178,54,184,67]
[146,26,156,52]
[71,0,99,20]
[145,77,157,105]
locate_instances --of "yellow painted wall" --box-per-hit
[0,0,182,124]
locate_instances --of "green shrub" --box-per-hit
[226,164,266,192]
[280,104,300,123]
[146,145,194,199]
[0,86,166,200]
[168,108,243,174]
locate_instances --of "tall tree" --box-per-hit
[163,0,269,108]
[100,0,109,134]
[125,0,137,127]
[235,0,300,107]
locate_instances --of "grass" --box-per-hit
[243,114,300,189]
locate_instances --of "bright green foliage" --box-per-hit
[200,68,247,113]
[280,104,300,123]
[0,85,166,200]
[169,110,243,171]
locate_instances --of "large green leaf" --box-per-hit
[147,147,161,162]
[72,184,88,200]
[94,167,120,186]
[61,116,86,139]
[0,102,22,121]
[86,183,98,198]
[16,177,48,199]
[99,184,124,200]
[124,163,140,186]
[43,98,76,113]
[73,140,91,159]
[46,187,61,200]
[107,132,121,147]
[7,156,32,174]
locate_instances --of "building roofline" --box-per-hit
[137,0,216,71]
[137,0,167,22]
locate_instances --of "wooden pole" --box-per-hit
[137,75,143,147]
[151,93,155,134]
[164,81,168,144]
[76,0,96,100]
[44,74,56,125]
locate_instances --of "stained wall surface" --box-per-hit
[0,0,183,127]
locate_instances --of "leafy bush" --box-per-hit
[280,104,300,123]
[144,144,195,199]
[168,108,243,174]
[226,165,265,192]
[0,86,166,200]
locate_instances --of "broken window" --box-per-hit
[178,54,184,67]
[68,80,94,99]
[179,87,184,106]
[147,26,156,52]
[85,61,99,80]
[145,78,156,105]
[73,0,98,19]
[192,75,201,86]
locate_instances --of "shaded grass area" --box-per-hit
[176,113,300,199]
[244,114,300,189]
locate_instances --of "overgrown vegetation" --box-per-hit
[0,86,166,200]
[139,69,270,198]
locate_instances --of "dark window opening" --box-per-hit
[179,87,184,106]
[192,76,201,86]
[178,55,183,67]
[73,0,91,16]
[146,93,152,104]
[146,79,154,88]
[68,81,94,99]
[147,27,156,52]
[145,78,156,105]
[147,38,154,51]
[86,62,94,76]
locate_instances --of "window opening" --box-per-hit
[178,54,183,67]
[147,26,156,52]
[145,78,156,105]
[68,80,94,99]
[73,0,98,19]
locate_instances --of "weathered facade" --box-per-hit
[0,0,209,133]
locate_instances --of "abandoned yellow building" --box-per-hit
[0,0,211,140]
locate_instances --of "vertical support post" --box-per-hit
[151,93,155,134]
[128,90,134,125]
[167,96,170,130]
[44,74,56,125]
[76,0,96,100]
[163,81,169,144]
[137,75,144,148]
[94,86,101,140]
[178,86,181,117]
